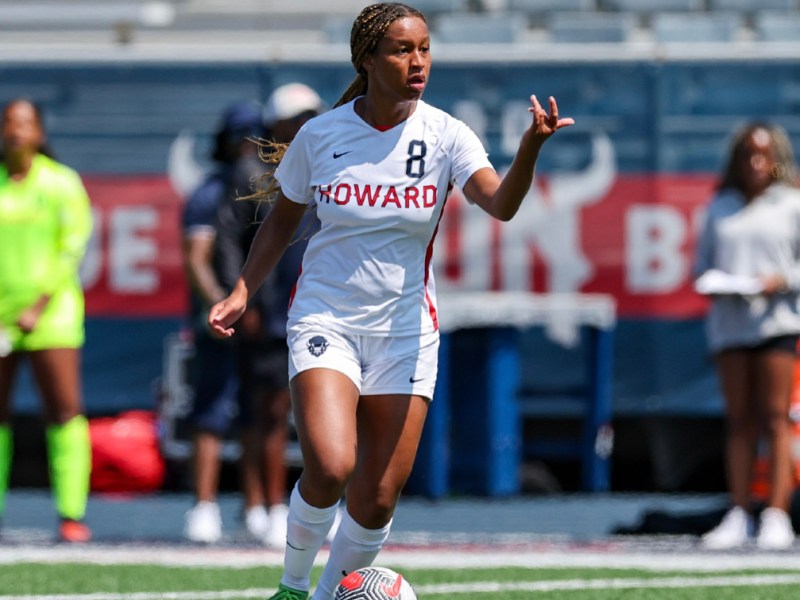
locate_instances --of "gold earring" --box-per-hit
[771,163,786,179]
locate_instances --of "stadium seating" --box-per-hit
[506,0,598,19]
[323,16,353,44]
[2,0,800,48]
[601,0,704,13]
[407,0,471,16]
[177,0,366,17]
[548,12,637,43]
[504,0,598,29]
[709,0,797,12]
[652,12,743,43]
[434,12,528,44]
[755,11,800,41]
[0,1,176,30]
[507,0,598,10]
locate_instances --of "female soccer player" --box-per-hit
[209,3,573,598]
[0,98,93,542]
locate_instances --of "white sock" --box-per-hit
[311,509,392,600]
[280,483,340,591]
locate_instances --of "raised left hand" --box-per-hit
[528,95,574,141]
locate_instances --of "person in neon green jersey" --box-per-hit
[0,98,93,543]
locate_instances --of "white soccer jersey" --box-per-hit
[276,98,492,335]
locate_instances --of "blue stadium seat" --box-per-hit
[602,0,703,12]
[435,12,528,44]
[323,16,352,44]
[709,0,796,11]
[652,12,743,43]
[548,12,637,43]
[410,0,471,16]
[755,11,800,41]
[507,0,597,14]
[0,0,176,29]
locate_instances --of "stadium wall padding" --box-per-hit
[3,59,799,417]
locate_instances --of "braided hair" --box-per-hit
[250,3,426,207]
[334,2,426,108]
[717,122,800,192]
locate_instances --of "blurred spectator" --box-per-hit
[213,82,327,548]
[181,100,270,543]
[0,98,94,543]
[695,122,800,550]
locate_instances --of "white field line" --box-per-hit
[0,594,271,600]
[416,574,800,594]
[2,544,800,571]
[3,574,800,599]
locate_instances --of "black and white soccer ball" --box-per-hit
[334,566,417,600]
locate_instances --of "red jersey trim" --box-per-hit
[424,199,448,331]
[288,264,302,309]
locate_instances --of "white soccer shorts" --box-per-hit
[287,321,439,400]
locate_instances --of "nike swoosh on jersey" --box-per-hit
[409,376,424,383]
[333,150,352,159]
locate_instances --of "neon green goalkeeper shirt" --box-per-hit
[0,153,92,351]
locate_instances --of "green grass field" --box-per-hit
[3,562,800,599]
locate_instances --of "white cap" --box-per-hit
[263,83,324,125]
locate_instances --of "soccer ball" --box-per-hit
[334,566,417,600]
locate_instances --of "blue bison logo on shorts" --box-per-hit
[307,335,329,357]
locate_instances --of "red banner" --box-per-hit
[81,173,717,319]
[433,173,717,319]
[581,174,715,318]
[82,176,187,317]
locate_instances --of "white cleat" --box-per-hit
[263,503,289,548]
[701,506,752,550]
[184,501,222,544]
[756,507,795,550]
[243,505,270,541]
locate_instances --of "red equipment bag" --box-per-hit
[89,410,165,494]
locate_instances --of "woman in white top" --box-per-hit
[209,3,573,598]
[695,122,800,551]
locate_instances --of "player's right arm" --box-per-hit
[208,192,307,338]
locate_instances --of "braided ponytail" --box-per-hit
[251,3,426,207]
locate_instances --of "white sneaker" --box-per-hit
[184,501,222,543]
[757,507,795,550]
[263,503,289,548]
[243,505,270,541]
[325,507,343,543]
[701,506,752,550]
